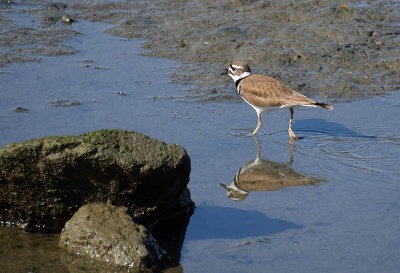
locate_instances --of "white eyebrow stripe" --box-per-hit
[231,64,243,69]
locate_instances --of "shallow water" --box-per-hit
[1,18,400,273]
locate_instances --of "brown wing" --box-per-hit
[238,74,316,107]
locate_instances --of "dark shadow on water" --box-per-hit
[185,205,303,241]
[294,119,376,139]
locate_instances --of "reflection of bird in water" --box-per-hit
[220,136,319,201]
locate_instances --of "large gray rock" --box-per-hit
[59,202,165,269]
[0,129,193,231]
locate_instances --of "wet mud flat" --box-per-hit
[1,0,399,102]
[0,0,79,65]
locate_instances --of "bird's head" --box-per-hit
[227,61,252,83]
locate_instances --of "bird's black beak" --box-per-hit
[220,68,228,75]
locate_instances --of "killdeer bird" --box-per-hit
[226,61,333,139]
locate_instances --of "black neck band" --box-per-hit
[234,74,251,89]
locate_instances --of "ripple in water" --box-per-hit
[227,119,400,201]
[292,125,399,200]
[226,128,279,138]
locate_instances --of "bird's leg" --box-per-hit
[252,111,262,135]
[288,108,296,140]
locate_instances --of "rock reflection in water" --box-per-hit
[220,137,319,201]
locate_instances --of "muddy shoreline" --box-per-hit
[1,0,399,103]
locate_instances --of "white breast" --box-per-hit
[241,96,277,114]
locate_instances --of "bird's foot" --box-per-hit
[288,128,296,141]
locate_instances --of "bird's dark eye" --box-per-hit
[230,65,236,71]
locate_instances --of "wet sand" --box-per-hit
[1,2,400,273]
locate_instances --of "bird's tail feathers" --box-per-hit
[313,101,334,110]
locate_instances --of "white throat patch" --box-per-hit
[239,71,251,79]
[229,71,251,83]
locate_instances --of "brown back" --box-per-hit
[238,74,316,107]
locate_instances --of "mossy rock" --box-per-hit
[59,202,165,269]
[0,129,193,231]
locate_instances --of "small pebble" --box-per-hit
[14,107,29,113]
[61,15,74,25]
[49,99,81,107]
[116,91,128,96]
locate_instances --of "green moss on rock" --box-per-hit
[0,129,193,231]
